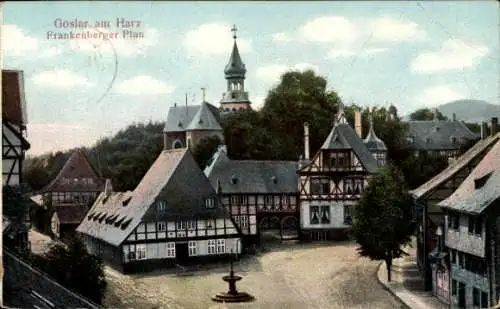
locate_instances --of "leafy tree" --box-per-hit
[352,164,417,281]
[3,184,34,251]
[409,108,448,121]
[22,157,51,191]
[192,135,223,170]
[43,237,107,304]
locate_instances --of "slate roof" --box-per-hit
[364,115,387,152]
[411,132,500,199]
[224,40,246,78]
[405,120,479,150]
[2,70,27,126]
[41,149,104,193]
[163,102,222,133]
[76,148,231,247]
[439,140,500,212]
[204,146,298,194]
[54,204,88,224]
[185,101,223,131]
[319,122,379,173]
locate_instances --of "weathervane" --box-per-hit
[231,24,237,39]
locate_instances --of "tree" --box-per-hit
[43,237,107,304]
[352,164,417,281]
[409,108,448,121]
[192,135,223,170]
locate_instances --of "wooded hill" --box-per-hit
[23,70,477,193]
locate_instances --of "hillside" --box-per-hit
[438,99,499,123]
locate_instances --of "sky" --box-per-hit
[3,1,499,156]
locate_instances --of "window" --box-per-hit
[157,221,166,232]
[205,198,215,208]
[188,241,197,256]
[167,242,176,258]
[473,288,480,307]
[216,239,226,254]
[320,206,330,224]
[157,200,167,212]
[448,213,459,229]
[208,239,216,254]
[264,196,273,205]
[281,195,289,205]
[231,195,247,204]
[310,178,330,195]
[344,205,354,225]
[451,250,456,265]
[234,215,248,228]
[128,251,137,260]
[206,219,215,229]
[310,206,320,224]
[176,221,186,230]
[481,292,488,308]
[451,280,457,296]
[187,220,196,230]
[136,245,146,260]
[458,252,465,268]
[325,151,351,168]
[468,216,482,236]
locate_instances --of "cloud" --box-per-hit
[70,27,160,57]
[255,63,320,84]
[299,16,358,44]
[328,47,389,59]
[416,85,466,107]
[183,23,251,55]
[26,124,101,156]
[272,32,293,43]
[252,95,266,110]
[411,39,490,74]
[31,70,95,89]
[370,17,427,42]
[113,76,175,95]
[2,24,39,56]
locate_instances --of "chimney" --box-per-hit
[452,113,456,121]
[354,110,362,138]
[104,178,113,197]
[491,117,498,136]
[480,122,488,140]
[163,133,168,150]
[304,122,310,160]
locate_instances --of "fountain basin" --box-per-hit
[211,292,255,303]
[223,275,242,282]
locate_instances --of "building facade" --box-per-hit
[77,148,242,273]
[163,100,224,150]
[437,139,500,308]
[298,105,380,241]
[204,145,299,247]
[219,25,252,113]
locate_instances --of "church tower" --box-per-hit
[219,25,252,113]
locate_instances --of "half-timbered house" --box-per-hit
[437,139,500,308]
[163,100,223,150]
[411,121,500,291]
[77,148,242,273]
[298,104,380,241]
[204,145,299,247]
[404,110,480,161]
[50,204,89,241]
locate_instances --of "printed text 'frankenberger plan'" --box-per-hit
[46,18,144,40]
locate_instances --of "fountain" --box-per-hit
[211,250,254,303]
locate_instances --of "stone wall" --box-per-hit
[3,248,100,309]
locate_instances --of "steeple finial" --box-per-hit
[231,24,237,40]
[201,87,206,102]
[369,107,375,132]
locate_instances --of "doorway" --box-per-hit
[458,282,466,308]
[175,243,189,264]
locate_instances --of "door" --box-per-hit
[458,282,466,308]
[175,243,189,264]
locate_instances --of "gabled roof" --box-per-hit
[77,148,230,247]
[204,146,298,194]
[185,101,223,131]
[53,204,88,224]
[2,70,27,126]
[41,149,104,193]
[320,123,379,173]
[163,102,222,133]
[439,140,500,213]
[405,120,479,150]
[224,40,246,78]
[411,132,500,199]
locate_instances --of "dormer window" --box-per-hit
[450,136,457,144]
[178,121,183,128]
[272,176,277,184]
[231,175,238,184]
[406,136,414,144]
[426,137,432,143]
[122,196,132,206]
[205,198,215,209]
[157,200,167,212]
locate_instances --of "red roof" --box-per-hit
[2,70,27,126]
[42,149,105,193]
[54,204,88,224]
